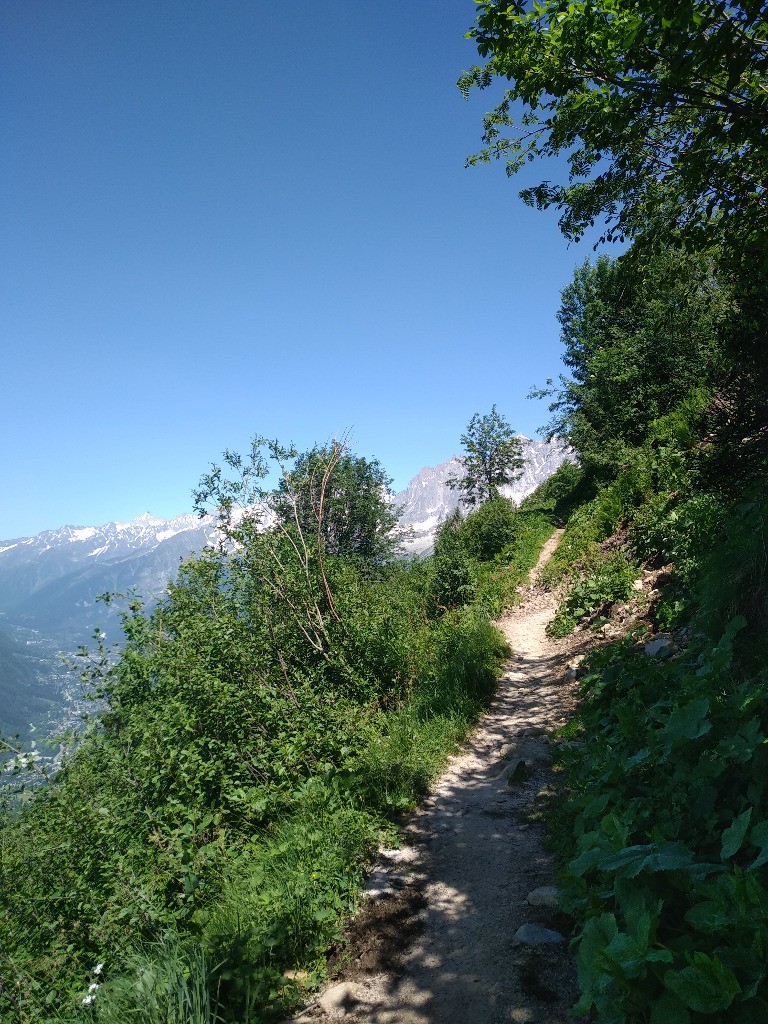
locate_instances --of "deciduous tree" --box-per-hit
[460,0,768,253]
[449,406,524,507]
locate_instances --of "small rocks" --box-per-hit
[512,923,566,946]
[364,867,408,899]
[379,846,421,866]
[497,741,514,760]
[526,885,560,908]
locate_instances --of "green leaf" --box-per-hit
[722,807,753,860]
[749,820,768,870]
[661,698,710,746]
[650,990,690,1024]
[664,952,742,1013]
[685,900,732,933]
[601,842,694,879]
[603,931,654,979]
[576,912,619,1003]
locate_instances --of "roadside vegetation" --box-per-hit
[0,431,549,1023]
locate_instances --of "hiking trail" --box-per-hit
[290,529,587,1024]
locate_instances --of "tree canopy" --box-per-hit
[460,0,768,253]
[449,405,524,507]
[194,436,399,569]
[534,247,731,477]
[276,443,400,569]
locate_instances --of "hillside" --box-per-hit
[0,629,60,742]
[0,441,568,749]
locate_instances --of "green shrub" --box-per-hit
[460,496,520,561]
[694,492,768,664]
[430,543,478,610]
[548,550,639,637]
[520,459,589,521]
[559,620,768,1023]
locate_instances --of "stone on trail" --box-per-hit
[318,982,364,1013]
[379,846,421,865]
[512,923,566,945]
[644,636,673,656]
[506,759,531,784]
[526,885,560,908]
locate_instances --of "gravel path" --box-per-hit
[293,531,581,1024]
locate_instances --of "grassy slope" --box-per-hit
[541,426,768,1023]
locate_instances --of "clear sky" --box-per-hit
[2,0,604,539]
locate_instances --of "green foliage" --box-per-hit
[275,442,400,569]
[693,492,768,666]
[519,459,589,522]
[79,937,221,1024]
[460,0,768,253]
[430,510,478,610]
[0,431,552,1023]
[431,502,553,617]
[534,251,727,481]
[559,615,768,1023]
[447,405,524,508]
[548,550,638,638]
[460,496,520,562]
[539,472,640,587]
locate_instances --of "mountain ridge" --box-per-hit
[0,438,573,642]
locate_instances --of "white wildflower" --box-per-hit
[82,980,100,1005]
[92,963,104,976]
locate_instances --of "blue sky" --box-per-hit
[2,1,604,539]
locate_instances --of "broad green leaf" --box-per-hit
[661,698,710,746]
[749,820,768,870]
[721,807,752,860]
[685,900,732,933]
[664,952,742,1013]
[604,932,647,978]
[576,913,619,1003]
[601,842,694,879]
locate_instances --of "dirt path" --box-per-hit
[293,530,583,1024]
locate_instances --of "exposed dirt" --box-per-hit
[288,531,597,1024]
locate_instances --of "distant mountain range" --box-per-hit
[0,438,571,745]
[0,513,218,644]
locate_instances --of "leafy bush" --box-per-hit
[460,496,520,561]
[559,620,768,1023]
[519,458,589,521]
[430,543,477,610]
[694,493,767,663]
[548,550,638,637]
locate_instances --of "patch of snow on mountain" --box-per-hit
[70,527,97,542]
